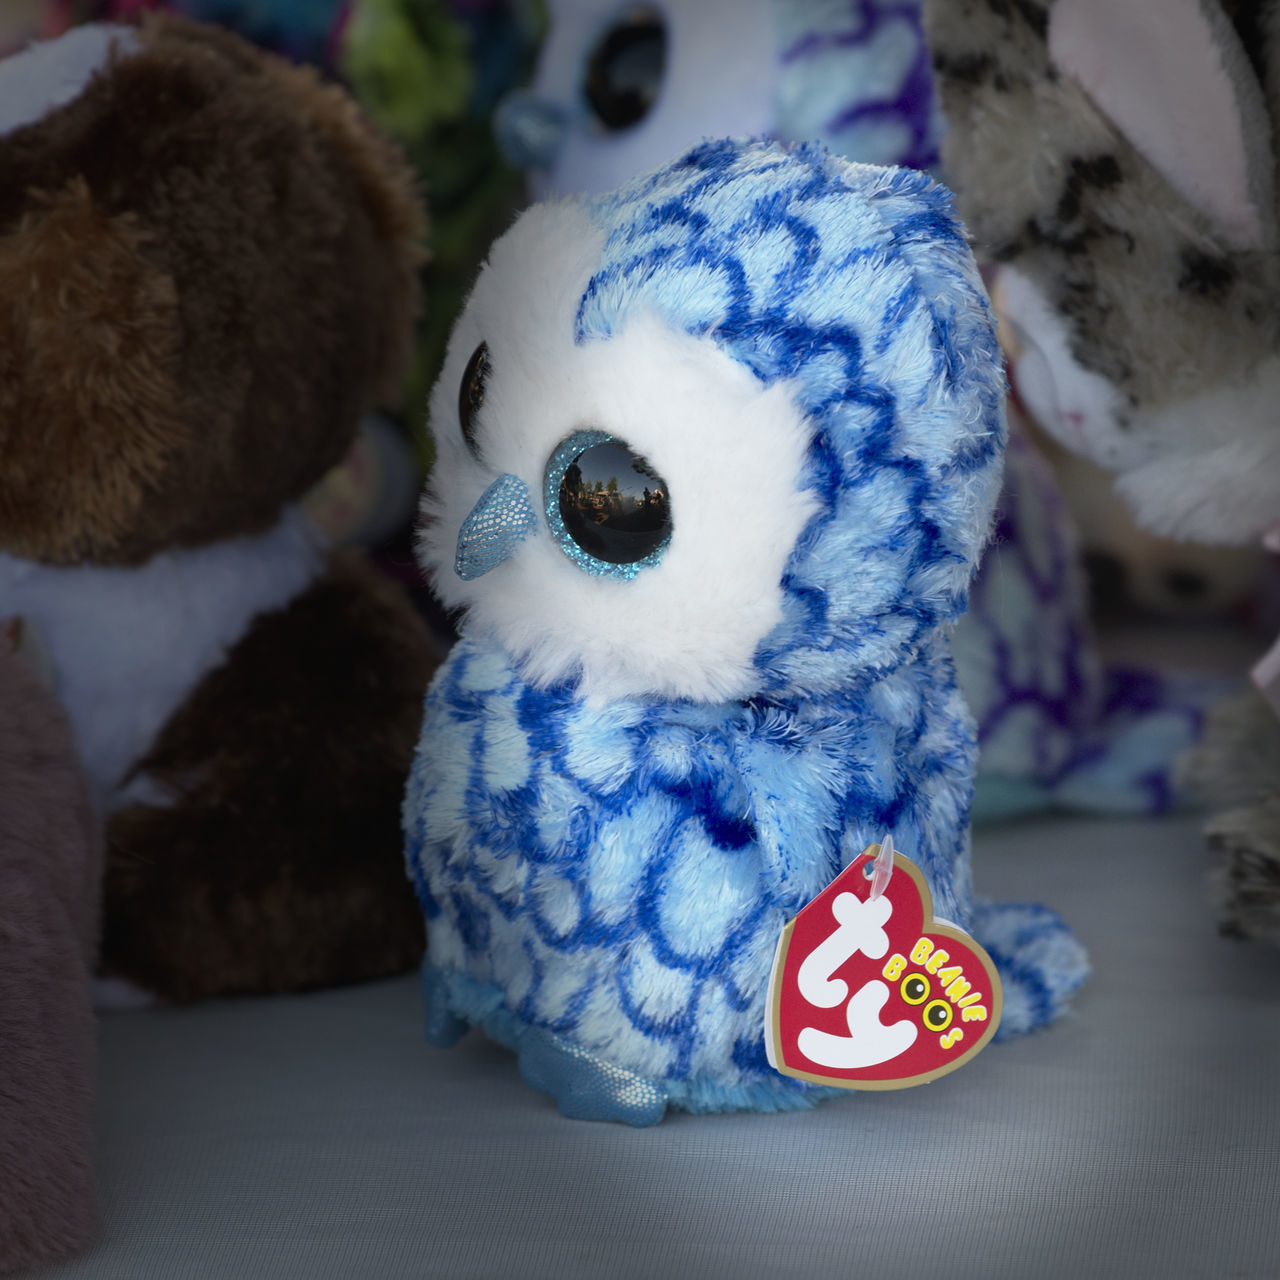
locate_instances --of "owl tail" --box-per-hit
[968,899,1090,1038]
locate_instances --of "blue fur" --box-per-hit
[576,142,1005,701]
[405,140,1086,1121]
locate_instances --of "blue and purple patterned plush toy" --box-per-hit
[493,0,1210,823]
[404,139,1087,1123]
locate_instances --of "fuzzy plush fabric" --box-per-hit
[496,0,937,197]
[1034,432,1266,620]
[958,418,1210,820]
[0,644,101,1272]
[927,0,1280,547]
[1180,688,1280,943]
[494,0,1201,825]
[406,139,1087,1122]
[928,0,1280,938]
[1205,794,1280,944]
[102,552,430,1001]
[0,14,423,566]
[422,276,821,705]
[0,16,436,1000]
[0,506,324,809]
[0,21,137,134]
[769,0,939,171]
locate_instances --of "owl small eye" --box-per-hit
[900,974,930,1006]
[583,7,666,132]
[458,343,490,454]
[923,999,953,1032]
[543,430,672,578]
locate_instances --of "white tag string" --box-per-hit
[868,831,895,901]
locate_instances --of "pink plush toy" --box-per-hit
[1,620,102,1272]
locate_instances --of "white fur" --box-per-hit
[998,266,1280,545]
[995,1,1280,548]
[1049,0,1274,251]
[418,202,820,705]
[528,0,777,199]
[0,508,325,809]
[1039,438,1264,616]
[998,267,1128,464]
[0,23,137,139]
[1116,372,1280,543]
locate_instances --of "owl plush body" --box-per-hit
[405,140,1086,1123]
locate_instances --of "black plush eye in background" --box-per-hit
[583,7,667,132]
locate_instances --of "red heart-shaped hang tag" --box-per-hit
[765,843,1003,1090]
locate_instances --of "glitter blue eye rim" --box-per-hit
[543,429,672,579]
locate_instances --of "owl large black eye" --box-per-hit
[458,343,490,454]
[544,431,671,577]
[583,7,666,132]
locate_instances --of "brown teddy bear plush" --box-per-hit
[0,16,434,1001]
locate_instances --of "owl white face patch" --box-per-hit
[418,202,820,704]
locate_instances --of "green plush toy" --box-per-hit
[341,0,545,462]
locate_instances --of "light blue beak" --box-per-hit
[493,90,567,171]
[454,473,539,581]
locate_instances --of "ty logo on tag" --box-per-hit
[765,843,1003,1090]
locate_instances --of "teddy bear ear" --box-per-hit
[1049,0,1275,251]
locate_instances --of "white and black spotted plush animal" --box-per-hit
[928,0,1280,938]
[403,138,1087,1124]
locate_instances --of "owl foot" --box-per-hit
[420,959,468,1048]
[516,1026,669,1127]
[419,961,670,1122]
[969,898,1090,1037]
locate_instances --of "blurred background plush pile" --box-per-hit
[5,4,1280,1271]
[1,0,545,475]
[12,0,1269,644]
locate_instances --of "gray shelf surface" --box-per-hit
[35,811,1280,1279]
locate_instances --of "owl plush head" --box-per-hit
[495,0,939,198]
[417,137,1005,705]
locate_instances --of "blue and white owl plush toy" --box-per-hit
[493,0,1211,825]
[405,139,1087,1124]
